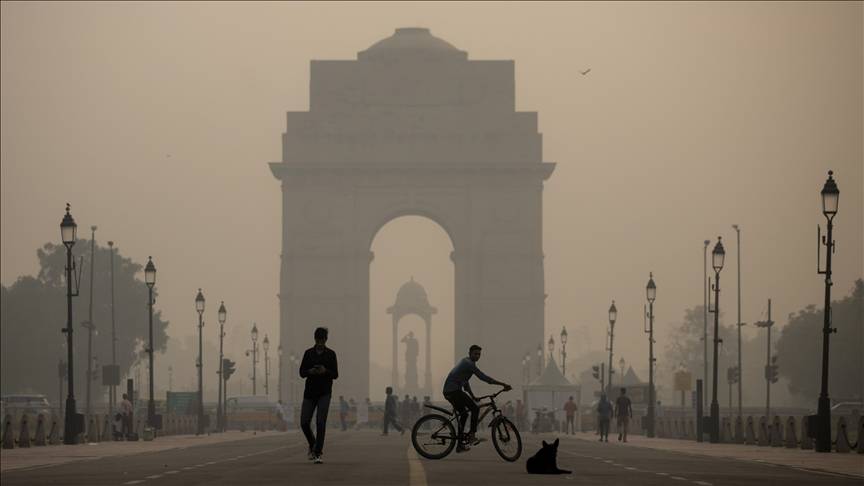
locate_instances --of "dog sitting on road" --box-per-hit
[526,438,572,474]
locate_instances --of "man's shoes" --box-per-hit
[314,454,323,464]
[455,443,470,453]
[307,450,316,461]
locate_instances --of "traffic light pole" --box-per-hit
[765,299,772,420]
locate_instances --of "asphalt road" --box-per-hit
[1,429,858,485]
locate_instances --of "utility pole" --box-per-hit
[732,224,743,419]
[108,241,117,415]
[703,239,710,409]
[755,299,775,420]
[85,226,96,419]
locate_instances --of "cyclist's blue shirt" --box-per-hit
[443,357,496,393]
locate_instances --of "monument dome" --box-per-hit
[358,27,468,61]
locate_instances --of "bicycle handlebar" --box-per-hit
[475,387,510,402]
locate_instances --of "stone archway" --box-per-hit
[271,27,554,400]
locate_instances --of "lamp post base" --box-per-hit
[709,402,720,443]
[63,397,77,445]
[815,395,832,452]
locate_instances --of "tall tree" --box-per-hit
[0,240,170,404]
[776,279,863,402]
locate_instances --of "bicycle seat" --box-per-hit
[423,404,453,416]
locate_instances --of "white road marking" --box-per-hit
[693,481,713,486]
[656,472,669,476]
[165,470,179,474]
[670,476,688,481]
[124,481,145,485]
[625,466,638,470]
[407,444,427,486]
[182,466,194,470]
[145,474,163,479]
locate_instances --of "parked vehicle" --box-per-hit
[1,394,52,422]
[226,395,282,430]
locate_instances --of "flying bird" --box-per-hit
[580,68,591,76]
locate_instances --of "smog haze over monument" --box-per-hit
[1,2,862,485]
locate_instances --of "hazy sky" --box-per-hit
[2,2,861,395]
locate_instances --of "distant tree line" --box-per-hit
[1,240,169,402]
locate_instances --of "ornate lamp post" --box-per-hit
[815,170,839,452]
[60,204,80,445]
[248,324,259,395]
[288,351,297,403]
[217,301,227,432]
[144,257,157,430]
[278,344,284,403]
[536,344,543,377]
[607,300,617,391]
[708,237,725,443]
[263,335,271,397]
[195,289,206,434]
[645,273,657,438]
[560,326,568,375]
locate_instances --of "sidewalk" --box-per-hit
[563,431,864,478]
[0,430,294,472]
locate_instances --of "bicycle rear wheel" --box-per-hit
[412,414,457,460]
[491,417,522,462]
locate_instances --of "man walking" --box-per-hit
[119,393,133,440]
[597,393,613,442]
[382,386,404,436]
[299,327,339,463]
[614,387,633,442]
[563,395,578,434]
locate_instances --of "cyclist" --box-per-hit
[443,344,511,452]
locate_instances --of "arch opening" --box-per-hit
[369,215,455,401]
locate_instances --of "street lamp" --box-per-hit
[815,170,839,452]
[195,289,205,435]
[645,272,657,438]
[248,323,259,395]
[263,335,271,397]
[144,257,157,431]
[560,326,568,376]
[217,301,227,432]
[278,344,283,403]
[607,300,617,392]
[60,204,80,445]
[536,343,543,377]
[708,237,725,443]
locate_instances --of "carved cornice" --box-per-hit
[269,162,555,181]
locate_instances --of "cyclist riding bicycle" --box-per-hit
[443,344,511,452]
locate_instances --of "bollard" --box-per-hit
[734,416,744,444]
[834,416,852,453]
[87,415,99,443]
[18,414,31,447]
[785,417,798,448]
[770,416,783,447]
[48,416,60,445]
[800,416,813,450]
[756,416,769,446]
[101,415,111,442]
[2,414,15,449]
[857,416,864,454]
[721,417,733,443]
[34,414,47,446]
[745,416,757,445]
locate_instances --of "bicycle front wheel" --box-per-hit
[412,414,457,460]
[491,417,522,462]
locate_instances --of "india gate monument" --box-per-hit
[270,27,555,400]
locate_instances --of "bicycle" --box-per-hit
[411,388,522,462]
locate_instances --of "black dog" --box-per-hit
[526,438,571,474]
